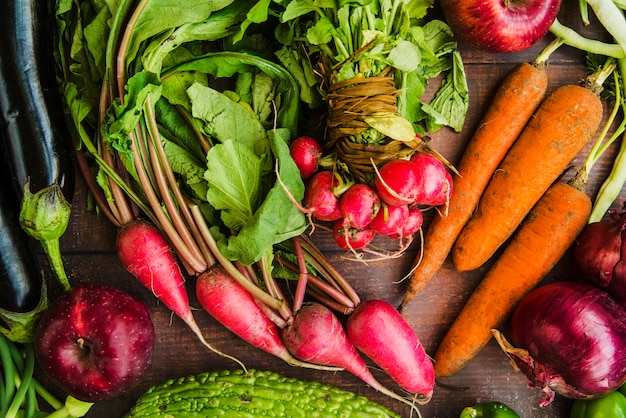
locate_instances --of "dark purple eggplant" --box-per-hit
[0,0,74,200]
[0,0,75,292]
[0,162,47,343]
[0,180,42,314]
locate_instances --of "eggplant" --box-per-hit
[0,0,75,292]
[0,156,47,343]
[0,0,74,200]
[0,179,42,314]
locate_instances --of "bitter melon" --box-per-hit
[125,369,402,417]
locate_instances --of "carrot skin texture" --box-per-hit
[452,84,603,272]
[346,298,435,400]
[434,182,592,378]
[399,63,548,309]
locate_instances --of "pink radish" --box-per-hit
[374,159,421,206]
[290,135,323,180]
[346,298,435,403]
[369,203,410,236]
[338,183,380,229]
[282,302,417,409]
[303,170,344,222]
[116,219,242,366]
[333,220,376,250]
[392,206,424,239]
[410,152,453,206]
[195,265,337,370]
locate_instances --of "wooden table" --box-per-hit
[36,3,623,417]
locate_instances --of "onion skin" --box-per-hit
[571,207,626,292]
[493,281,626,407]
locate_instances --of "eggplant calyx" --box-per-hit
[0,279,49,343]
[19,181,72,291]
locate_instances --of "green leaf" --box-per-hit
[187,82,271,158]
[125,0,235,64]
[162,136,209,200]
[205,140,264,230]
[306,17,336,46]
[388,40,421,72]
[405,0,435,19]
[281,0,319,21]
[166,51,301,131]
[364,112,417,142]
[104,71,162,148]
[213,131,307,264]
[422,50,468,132]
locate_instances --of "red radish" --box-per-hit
[282,302,416,408]
[369,204,409,236]
[410,153,453,206]
[393,206,424,239]
[303,170,344,222]
[333,220,376,250]
[290,135,323,180]
[116,219,241,365]
[195,265,336,370]
[339,183,380,229]
[374,159,421,206]
[346,298,435,402]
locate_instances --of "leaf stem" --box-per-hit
[549,18,626,58]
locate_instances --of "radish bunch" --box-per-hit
[289,136,453,254]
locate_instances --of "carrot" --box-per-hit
[399,60,549,310]
[433,181,592,378]
[451,82,603,272]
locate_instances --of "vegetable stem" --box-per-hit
[19,184,72,291]
[550,18,626,58]
[582,63,621,174]
[590,57,626,221]
[190,205,284,311]
[585,0,626,56]
[6,344,34,418]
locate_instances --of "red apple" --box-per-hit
[439,0,562,53]
[34,283,155,402]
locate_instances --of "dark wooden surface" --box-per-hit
[35,3,624,417]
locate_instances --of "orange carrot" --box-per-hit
[433,181,592,378]
[452,83,603,272]
[398,61,548,310]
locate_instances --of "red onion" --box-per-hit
[493,281,626,407]
[571,204,626,304]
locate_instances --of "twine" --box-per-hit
[324,71,423,181]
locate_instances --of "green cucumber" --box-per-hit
[125,369,401,417]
